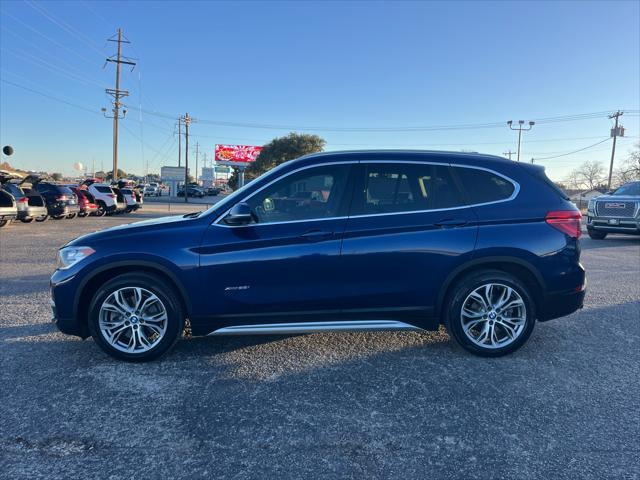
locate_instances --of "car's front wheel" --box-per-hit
[88,273,185,362]
[445,270,536,357]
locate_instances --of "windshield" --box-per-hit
[201,162,291,217]
[612,182,640,196]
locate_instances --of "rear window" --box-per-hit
[52,185,74,195]
[3,184,24,197]
[95,186,113,193]
[453,167,515,204]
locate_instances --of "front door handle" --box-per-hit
[300,229,334,241]
[434,218,468,228]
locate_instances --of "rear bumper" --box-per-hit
[538,288,586,321]
[0,211,17,221]
[48,204,80,216]
[17,206,48,219]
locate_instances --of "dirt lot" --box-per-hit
[1,208,639,479]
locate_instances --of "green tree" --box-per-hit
[51,172,63,181]
[228,132,326,189]
[105,169,127,181]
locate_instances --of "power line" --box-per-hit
[0,78,102,115]
[0,14,100,67]
[532,138,611,161]
[24,0,108,57]
[1,47,105,88]
[131,107,639,133]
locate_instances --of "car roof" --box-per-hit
[290,149,511,169]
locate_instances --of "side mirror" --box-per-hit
[224,202,255,226]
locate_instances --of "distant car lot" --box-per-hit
[0,210,638,479]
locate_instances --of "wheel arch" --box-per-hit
[74,261,191,336]
[436,256,546,321]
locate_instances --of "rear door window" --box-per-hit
[95,186,113,193]
[352,163,466,215]
[453,167,515,204]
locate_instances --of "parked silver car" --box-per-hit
[587,181,640,239]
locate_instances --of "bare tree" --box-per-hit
[566,160,605,191]
[613,143,640,186]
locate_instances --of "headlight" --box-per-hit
[57,246,95,270]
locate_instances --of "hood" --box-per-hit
[593,194,640,202]
[66,213,203,246]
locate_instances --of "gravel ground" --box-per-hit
[1,211,639,480]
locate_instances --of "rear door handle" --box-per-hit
[300,229,334,241]
[434,218,468,228]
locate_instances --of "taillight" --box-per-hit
[17,197,29,203]
[545,210,582,238]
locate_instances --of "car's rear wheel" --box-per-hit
[53,215,65,220]
[445,270,536,357]
[35,215,49,222]
[88,273,184,362]
[20,217,35,223]
[95,202,107,217]
[67,213,77,219]
[78,212,87,217]
[0,219,11,228]
[587,229,607,240]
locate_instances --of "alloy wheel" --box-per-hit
[98,287,168,353]
[460,283,527,349]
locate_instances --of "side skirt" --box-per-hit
[208,320,425,336]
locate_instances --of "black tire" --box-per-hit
[67,213,77,219]
[88,272,184,362]
[53,215,65,220]
[35,215,49,222]
[0,219,10,228]
[78,212,87,218]
[587,229,607,240]
[444,270,536,357]
[20,217,35,223]
[95,202,107,217]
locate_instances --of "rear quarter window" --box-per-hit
[454,167,515,204]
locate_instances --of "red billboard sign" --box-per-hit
[215,144,262,164]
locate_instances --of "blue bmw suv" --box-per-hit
[51,151,585,361]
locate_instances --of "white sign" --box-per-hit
[161,166,188,181]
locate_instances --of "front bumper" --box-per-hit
[50,272,89,338]
[587,215,640,235]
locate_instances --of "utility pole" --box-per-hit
[503,150,515,160]
[194,142,200,186]
[607,111,624,191]
[177,119,182,167]
[180,113,192,202]
[103,28,135,181]
[507,120,535,162]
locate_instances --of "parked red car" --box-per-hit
[71,187,99,217]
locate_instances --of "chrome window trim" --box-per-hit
[213,159,520,228]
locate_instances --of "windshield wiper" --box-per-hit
[183,211,202,218]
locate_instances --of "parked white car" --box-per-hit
[86,183,118,217]
[144,183,160,196]
[119,187,138,212]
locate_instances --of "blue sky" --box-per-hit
[1,0,638,180]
